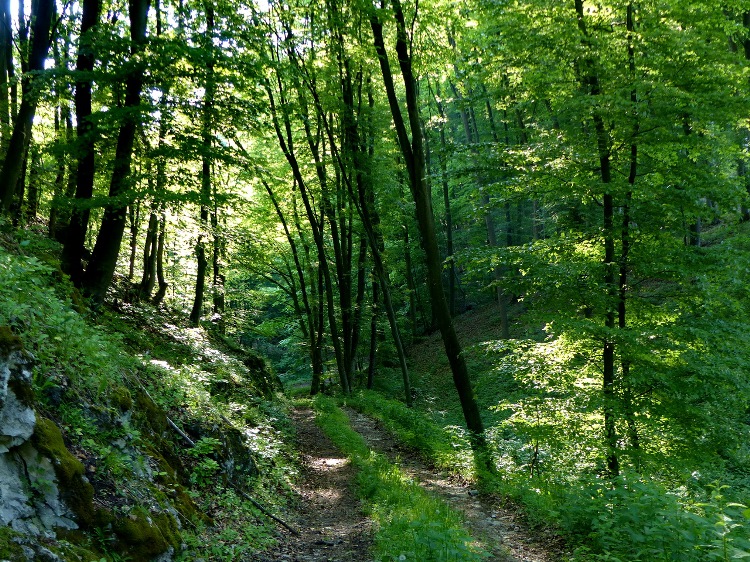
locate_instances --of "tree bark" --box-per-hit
[0,0,10,145]
[266,73,350,395]
[80,0,150,304]
[371,0,491,464]
[152,211,169,305]
[61,0,101,283]
[574,0,619,476]
[0,0,53,215]
[190,2,215,325]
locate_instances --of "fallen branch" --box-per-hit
[135,376,300,536]
[233,486,300,536]
[167,417,195,447]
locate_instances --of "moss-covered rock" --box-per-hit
[111,385,133,412]
[134,389,168,437]
[0,326,22,356]
[30,417,96,528]
[112,507,180,559]
[0,526,24,559]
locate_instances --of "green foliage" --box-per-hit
[565,477,750,562]
[346,390,474,477]
[0,247,133,397]
[312,395,486,562]
[186,437,223,485]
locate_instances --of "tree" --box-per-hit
[81,0,151,303]
[370,0,491,468]
[0,0,54,215]
[189,1,216,325]
[60,0,101,282]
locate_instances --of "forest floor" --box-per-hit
[254,404,565,562]
[251,408,373,562]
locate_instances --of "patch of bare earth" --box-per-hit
[251,408,373,562]
[345,408,568,562]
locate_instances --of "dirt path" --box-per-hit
[345,408,567,562]
[251,408,373,562]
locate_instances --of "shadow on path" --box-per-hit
[251,408,372,562]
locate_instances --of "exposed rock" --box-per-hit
[0,349,37,532]
[0,350,35,454]
[0,346,80,538]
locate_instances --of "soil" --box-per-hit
[253,405,567,562]
[250,408,373,562]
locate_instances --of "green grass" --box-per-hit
[344,390,475,478]
[311,395,487,562]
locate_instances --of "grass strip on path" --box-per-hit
[345,390,477,481]
[310,395,487,562]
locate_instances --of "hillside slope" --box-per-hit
[0,229,294,561]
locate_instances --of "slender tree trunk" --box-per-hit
[0,0,10,146]
[302,45,414,404]
[574,0,619,476]
[49,24,74,241]
[139,205,158,297]
[431,82,458,317]
[740,13,750,221]
[61,0,101,282]
[367,276,379,389]
[371,0,490,465]
[152,211,169,305]
[80,0,150,304]
[253,167,321,394]
[190,2,215,325]
[266,77,350,395]
[211,198,225,321]
[621,2,640,456]
[128,200,141,280]
[0,0,53,215]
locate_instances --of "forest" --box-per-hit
[0,0,749,560]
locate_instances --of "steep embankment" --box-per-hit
[0,230,296,561]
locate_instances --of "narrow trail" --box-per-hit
[254,406,565,561]
[252,408,373,562]
[344,408,567,562]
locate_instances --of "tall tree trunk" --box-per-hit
[574,0,619,476]
[190,2,215,325]
[0,0,11,148]
[211,197,225,322]
[366,276,379,390]
[740,12,750,221]
[0,0,53,215]
[266,76,350,395]
[371,0,491,465]
[49,24,74,241]
[621,2,640,456]
[128,200,141,280]
[139,203,158,298]
[252,166,321,395]
[152,211,169,305]
[302,38,414,403]
[26,144,39,220]
[81,0,150,304]
[61,0,101,282]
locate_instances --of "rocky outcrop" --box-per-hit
[0,337,80,544]
[0,333,183,561]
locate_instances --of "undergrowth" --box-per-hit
[0,228,295,561]
[311,395,487,562]
[358,373,750,562]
